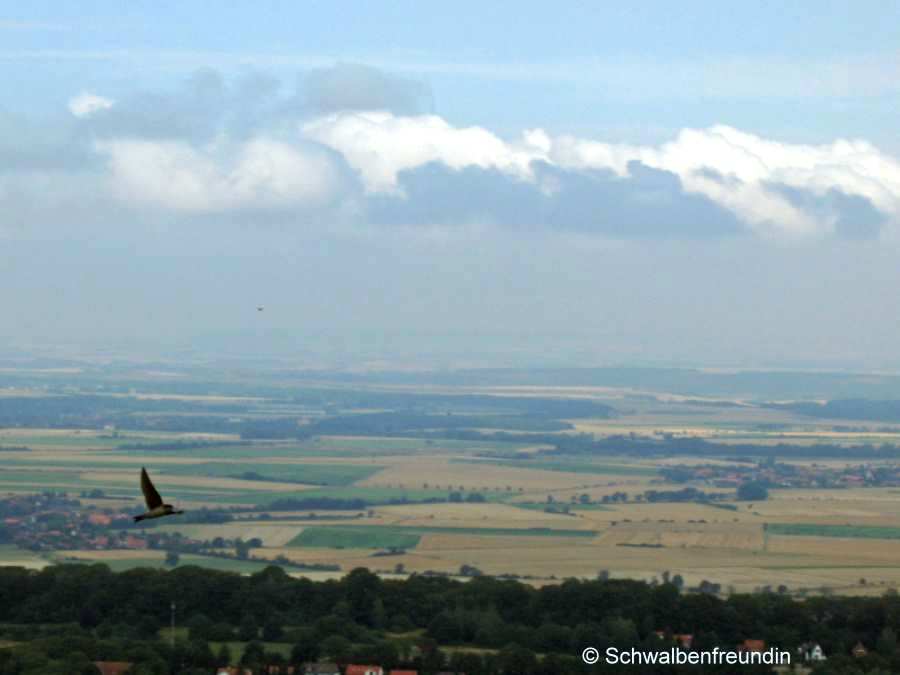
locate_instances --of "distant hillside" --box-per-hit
[310,367,900,400]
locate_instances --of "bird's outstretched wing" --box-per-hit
[140,467,163,509]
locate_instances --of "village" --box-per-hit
[0,492,185,552]
[86,635,884,675]
[661,460,900,490]
[0,493,256,556]
[92,664,461,675]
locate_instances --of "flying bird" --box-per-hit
[257,305,264,312]
[134,467,184,522]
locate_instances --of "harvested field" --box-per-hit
[152,522,307,546]
[375,502,594,528]
[596,521,764,550]
[767,523,900,539]
[0,545,49,570]
[359,457,598,491]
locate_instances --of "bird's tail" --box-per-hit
[133,514,145,522]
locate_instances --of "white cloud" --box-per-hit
[301,111,900,239]
[7,86,900,241]
[549,125,900,238]
[68,92,114,118]
[96,137,349,214]
[301,111,546,193]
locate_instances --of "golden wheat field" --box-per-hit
[374,502,593,529]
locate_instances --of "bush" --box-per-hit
[736,481,769,501]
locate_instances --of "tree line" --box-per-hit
[1,565,900,673]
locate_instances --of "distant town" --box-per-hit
[662,459,900,490]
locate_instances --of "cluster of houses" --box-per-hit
[94,664,449,675]
[94,643,884,675]
[0,494,152,552]
[214,666,460,675]
[0,494,230,554]
[661,460,900,490]
[95,642,874,675]
[654,633,879,663]
[0,493,127,551]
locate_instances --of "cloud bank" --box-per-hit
[3,66,900,241]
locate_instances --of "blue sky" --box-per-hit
[3,1,899,144]
[2,2,900,369]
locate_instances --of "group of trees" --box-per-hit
[2,565,900,672]
[0,395,247,429]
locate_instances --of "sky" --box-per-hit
[2,2,900,370]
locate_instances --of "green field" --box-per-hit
[453,458,659,476]
[163,461,384,486]
[768,523,900,539]
[289,524,597,548]
[290,526,422,549]
[241,486,509,506]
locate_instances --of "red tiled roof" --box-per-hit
[346,666,384,675]
[94,662,133,675]
[674,634,693,649]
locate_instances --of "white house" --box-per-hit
[797,642,827,662]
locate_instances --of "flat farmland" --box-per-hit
[7,384,900,600]
[572,501,760,525]
[452,458,659,476]
[0,428,240,449]
[508,480,704,505]
[152,522,308,546]
[54,550,287,574]
[751,488,900,526]
[80,469,307,493]
[288,524,595,549]
[767,523,900,539]
[595,520,764,550]
[569,403,900,447]
[375,502,596,529]
[307,436,532,456]
[358,457,599,491]
[290,527,423,549]
[0,545,49,570]
[161,461,385,486]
